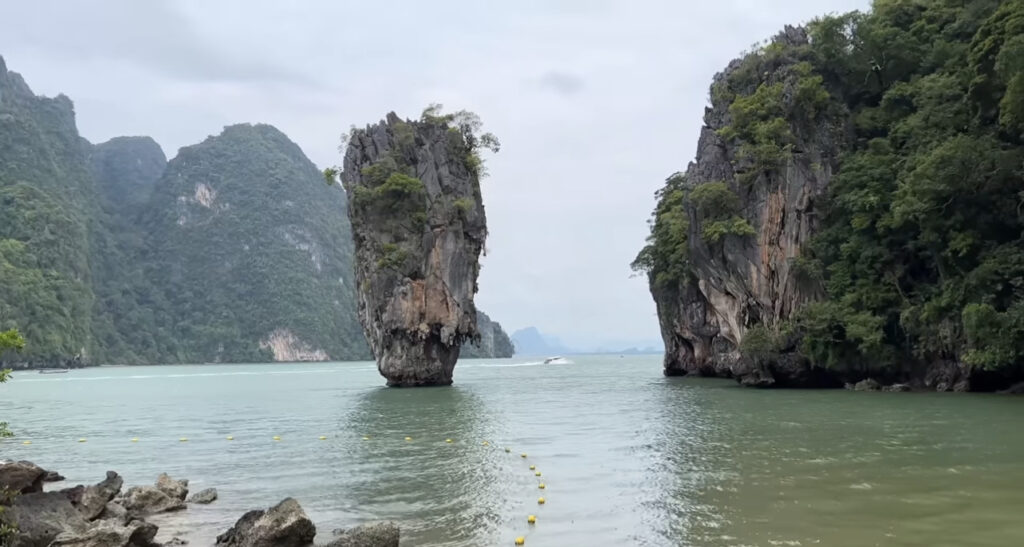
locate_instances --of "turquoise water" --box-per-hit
[2,355,1024,546]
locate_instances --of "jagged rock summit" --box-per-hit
[338,109,495,386]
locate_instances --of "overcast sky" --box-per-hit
[1,0,868,350]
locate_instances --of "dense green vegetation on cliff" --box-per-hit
[138,124,369,363]
[638,0,1024,377]
[0,58,513,365]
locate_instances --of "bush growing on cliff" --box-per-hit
[689,182,756,243]
[421,104,500,178]
[633,174,690,288]
[0,328,25,438]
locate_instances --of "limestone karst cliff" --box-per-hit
[637,0,1024,391]
[338,110,495,386]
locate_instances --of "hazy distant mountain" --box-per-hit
[510,327,570,356]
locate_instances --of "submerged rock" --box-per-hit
[215,497,315,547]
[0,460,46,494]
[187,488,217,504]
[325,522,400,547]
[44,470,67,483]
[883,383,912,392]
[340,111,493,386]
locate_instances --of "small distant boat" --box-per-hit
[38,368,70,374]
[543,356,563,364]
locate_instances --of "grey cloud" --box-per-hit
[0,0,313,86]
[538,71,585,95]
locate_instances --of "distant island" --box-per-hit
[510,327,662,356]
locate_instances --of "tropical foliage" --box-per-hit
[638,0,1024,376]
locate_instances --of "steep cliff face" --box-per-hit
[140,124,367,363]
[641,1,1024,391]
[461,311,515,359]
[340,111,491,386]
[0,55,99,367]
[642,27,845,386]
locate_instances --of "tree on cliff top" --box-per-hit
[323,105,500,185]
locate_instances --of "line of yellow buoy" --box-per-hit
[17,433,546,544]
[508,446,552,545]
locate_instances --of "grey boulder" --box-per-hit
[119,486,185,515]
[324,522,400,547]
[5,491,89,547]
[154,474,188,501]
[0,460,46,494]
[186,488,217,504]
[215,497,315,547]
[62,471,124,520]
[49,519,158,547]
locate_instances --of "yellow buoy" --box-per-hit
[319,436,327,440]
[226,436,234,440]
[131,438,139,442]
[529,465,536,470]
[21,440,31,445]
[515,537,525,545]
[362,436,370,441]
[78,438,87,443]
[538,483,546,489]
[520,453,527,458]
[445,438,453,443]
[405,436,412,441]
[537,497,546,504]
[179,437,188,442]
[273,436,281,441]
[527,514,536,524]
[482,441,489,446]
[535,471,542,477]
[504,447,511,453]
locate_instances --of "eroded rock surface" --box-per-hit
[340,112,490,386]
[325,522,400,547]
[215,497,315,547]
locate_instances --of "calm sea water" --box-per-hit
[2,355,1023,546]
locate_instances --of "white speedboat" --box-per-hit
[543,356,563,364]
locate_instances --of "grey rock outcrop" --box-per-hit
[44,470,66,482]
[186,488,217,504]
[340,112,489,386]
[6,492,90,547]
[62,471,124,520]
[0,460,46,494]
[646,27,847,387]
[460,311,515,359]
[49,519,157,547]
[154,474,188,501]
[215,497,316,547]
[119,486,185,515]
[324,522,400,547]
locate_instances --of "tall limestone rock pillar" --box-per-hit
[338,110,495,386]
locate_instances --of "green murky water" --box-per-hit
[2,355,1022,546]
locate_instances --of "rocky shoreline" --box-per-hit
[0,461,398,547]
